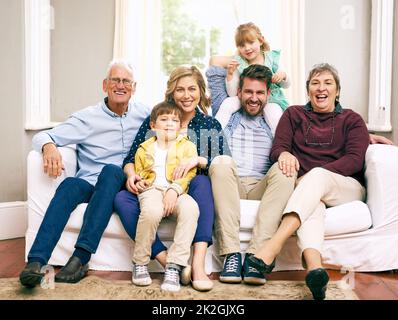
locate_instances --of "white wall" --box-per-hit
[0,0,25,202]
[305,0,371,119]
[0,0,114,202]
[51,0,115,121]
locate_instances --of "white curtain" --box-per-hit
[280,0,306,106]
[113,0,163,106]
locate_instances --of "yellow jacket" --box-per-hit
[134,135,197,195]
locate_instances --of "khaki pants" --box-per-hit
[133,187,199,266]
[209,155,296,256]
[284,167,366,256]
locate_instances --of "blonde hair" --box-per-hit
[165,65,210,115]
[235,22,270,53]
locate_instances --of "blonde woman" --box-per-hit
[115,66,230,292]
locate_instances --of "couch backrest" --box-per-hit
[365,144,398,228]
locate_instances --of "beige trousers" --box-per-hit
[133,187,199,266]
[209,155,296,256]
[284,167,366,256]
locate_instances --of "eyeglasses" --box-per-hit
[304,111,335,146]
[108,77,134,87]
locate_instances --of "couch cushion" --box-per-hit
[64,199,372,241]
[324,201,372,236]
[239,199,372,237]
[64,204,130,239]
[65,203,178,241]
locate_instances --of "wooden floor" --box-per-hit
[2,237,398,300]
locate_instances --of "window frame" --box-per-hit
[367,0,394,132]
[24,0,59,130]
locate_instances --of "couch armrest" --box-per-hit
[27,146,77,219]
[365,144,398,227]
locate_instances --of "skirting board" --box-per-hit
[0,201,27,240]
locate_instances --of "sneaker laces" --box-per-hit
[135,265,149,276]
[248,265,261,274]
[225,254,240,273]
[164,267,179,283]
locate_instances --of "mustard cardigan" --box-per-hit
[134,135,198,195]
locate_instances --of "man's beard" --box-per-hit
[242,100,265,116]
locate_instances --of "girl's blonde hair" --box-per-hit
[235,22,270,53]
[165,65,210,115]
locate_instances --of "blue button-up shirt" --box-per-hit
[32,98,151,185]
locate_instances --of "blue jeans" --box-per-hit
[114,175,215,259]
[28,164,126,264]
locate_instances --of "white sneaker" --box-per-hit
[132,264,152,286]
[161,263,181,292]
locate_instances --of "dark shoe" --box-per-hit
[247,254,275,275]
[219,252,242,283]
[19,262,45,288]
[55,256,89,283]
[243,253,266,285]
[305,268,329,300]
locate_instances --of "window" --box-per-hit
[367,0,394,132]
[114,0,306,107]
[24,0,58,130]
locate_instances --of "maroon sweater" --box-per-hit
[270,103,370,185]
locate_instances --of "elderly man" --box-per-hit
[205,63,297,285]
[20,60,150,287]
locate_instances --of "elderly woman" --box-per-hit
[114,66,230,292]
[247,63,370,300]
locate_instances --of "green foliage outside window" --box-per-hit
[161,0,220,74]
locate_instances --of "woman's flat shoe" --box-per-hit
[192,280,214,292]
[305,268,329,300]
[247,255,276,274]
[180,265,192,286]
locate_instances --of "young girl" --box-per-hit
[210,22,290,135]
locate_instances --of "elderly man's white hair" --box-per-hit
[106,59,134,78]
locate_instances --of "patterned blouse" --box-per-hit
[123,108,231,175]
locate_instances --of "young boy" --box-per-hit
[132,101,199,292]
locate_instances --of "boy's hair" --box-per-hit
[239,64,273,91]
[165,65,210,115]
[235,22,270,53]
[150,101,183,123]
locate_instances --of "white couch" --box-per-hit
[25,144,398,273]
